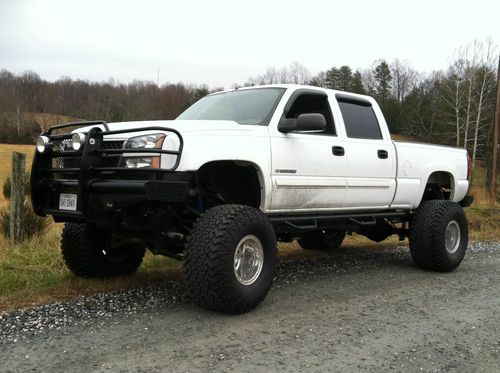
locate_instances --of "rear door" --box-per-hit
[333,94,396,209]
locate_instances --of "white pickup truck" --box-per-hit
[31,85,473,313]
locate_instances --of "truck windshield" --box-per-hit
[177,88,286,126]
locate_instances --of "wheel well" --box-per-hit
[196,161,262,208]
[421,171,453,203]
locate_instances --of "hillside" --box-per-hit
[28,112,83,132]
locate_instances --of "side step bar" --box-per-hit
[267,211,409,232]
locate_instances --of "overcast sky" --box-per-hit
[0,0,499,88]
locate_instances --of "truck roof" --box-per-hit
[213,84,374,102]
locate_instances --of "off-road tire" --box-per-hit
[185,204,277,313]
[410,200,468,272]
[61,223,145,278]
[298,230,346,251]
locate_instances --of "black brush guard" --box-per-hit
[31,121,190,222]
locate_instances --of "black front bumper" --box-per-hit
[31,122,190,222]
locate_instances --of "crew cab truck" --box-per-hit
[31,85,473,313]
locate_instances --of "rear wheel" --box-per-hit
[298,230,346,251]
[409,200,468,272]
[61,223,145,278]
[185,205,277,313]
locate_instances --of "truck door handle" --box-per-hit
[332,146,345,156]
[378,150,388,159]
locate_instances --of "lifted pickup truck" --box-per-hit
[31,85,473,313]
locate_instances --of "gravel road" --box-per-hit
[1,241,500,372]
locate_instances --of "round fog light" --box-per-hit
[71,133,85,151]
[36,136,50,153]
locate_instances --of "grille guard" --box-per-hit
[31,121,185,220]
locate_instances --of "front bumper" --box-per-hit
[31,122,188,222]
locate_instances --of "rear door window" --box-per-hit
[337,98,382,140]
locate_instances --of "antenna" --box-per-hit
[157,68,160,86]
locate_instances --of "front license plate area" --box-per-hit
[59,193,77,211]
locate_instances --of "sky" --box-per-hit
[0,0,499,89]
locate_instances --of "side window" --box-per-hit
[285,93,336,135]
[338,99,382,140]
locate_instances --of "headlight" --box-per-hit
[71,133,86,151]
[123,133,165,168]
[125,157,160,168]
[36,136,50,153]
[123,133,166,149]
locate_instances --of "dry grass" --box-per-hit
[391,133,418,142]
[0,144,34,207]
[0,223,182,312]
[469,185,498,208]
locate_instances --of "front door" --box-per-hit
[269,90,347,213]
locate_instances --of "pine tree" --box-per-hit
[337,66,353,91]
[373,61,392,102]
[351,71,365,94]
[324,67,340,89]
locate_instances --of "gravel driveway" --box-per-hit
[1,241,499,372]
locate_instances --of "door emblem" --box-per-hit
[275,169,297,174]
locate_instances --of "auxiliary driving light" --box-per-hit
[71,133,86,151]
[36,136,50,153]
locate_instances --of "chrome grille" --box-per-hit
[50,140,125,169]
[52,139,72,152]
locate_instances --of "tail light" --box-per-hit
[467,153,472,180]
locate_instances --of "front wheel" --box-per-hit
[409,200,468,272]
[61,223,145,278]
[184,205,277,313]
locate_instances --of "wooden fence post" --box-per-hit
[10,152,26,244]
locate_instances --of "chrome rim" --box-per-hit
[234,235,264,286]
[445,220,461,254]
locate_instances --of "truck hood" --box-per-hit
[76,120,266,137]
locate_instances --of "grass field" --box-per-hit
[0,144,34,207]
[0,142,498,313]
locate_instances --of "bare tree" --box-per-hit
[471,39,497,166]
[452,42,480,150]
[288,62,311,85]
[390,59,419,102]
[442,39,498,167]
[440,70,465,147]
[246,63,311,85]
[360,68,377,95]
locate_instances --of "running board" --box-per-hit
[267,211,409,232]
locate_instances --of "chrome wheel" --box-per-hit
[234,235,264,286]
[445,220,461,254]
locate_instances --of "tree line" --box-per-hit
[0,71,216,143]
[0,38,497,175]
